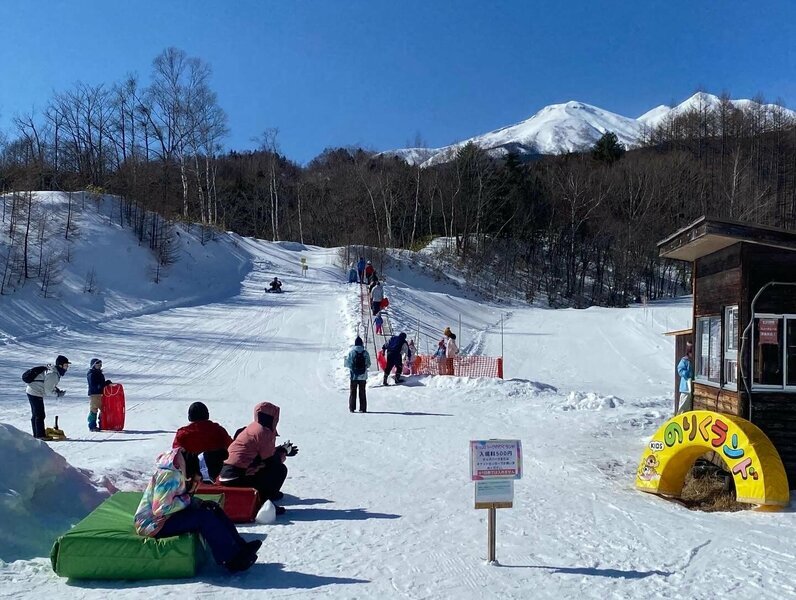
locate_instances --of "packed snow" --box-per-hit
[1,192,795,598]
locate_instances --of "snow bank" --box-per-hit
[560,391,624,411]
[0,423,108,562]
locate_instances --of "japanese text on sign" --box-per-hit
[470,439,522,480]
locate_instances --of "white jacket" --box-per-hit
[446,338,459,358]
[370,284,384,302]
[25,366,61,397]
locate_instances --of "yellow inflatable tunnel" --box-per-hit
[635,410,789,508]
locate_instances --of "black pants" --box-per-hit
[221,455,288,501]
[203,448,229,482]
[371,301,381,315]
[156,501,245,565]
[384,353,402,382]
[27,394,46,438]
[349,380,367,412]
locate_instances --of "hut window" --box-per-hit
[696,316,721,384]
[788,320,796,387]
[752,317,783,387]
[724,306,738,387]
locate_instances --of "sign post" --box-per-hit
[470,439,522,565]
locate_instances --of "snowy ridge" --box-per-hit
[382,92,796,167]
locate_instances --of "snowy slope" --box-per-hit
[1,193,796,598]
[384,93,796,167]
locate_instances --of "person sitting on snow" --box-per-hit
[135,447,260,573]
[218,402,298,514]
[173,402,234,481]
[268,277,283,292]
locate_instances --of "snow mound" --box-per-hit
[560,391,624,411]
[0,423,108,562]
[422,375,556,399]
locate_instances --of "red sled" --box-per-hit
[196,484,262,523]
[377,349,387,371]
[380,297,389,309]
[101,383,126,431]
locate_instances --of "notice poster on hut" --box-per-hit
[759,319,779,345]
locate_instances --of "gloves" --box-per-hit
[279,441,299,457]
[55,388,66,398]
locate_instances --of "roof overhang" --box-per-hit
[658,217,796,262]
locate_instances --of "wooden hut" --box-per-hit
[658,216,796,485]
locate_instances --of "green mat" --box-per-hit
[50,491,223,580]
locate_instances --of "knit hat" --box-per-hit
[90,358,102,368]
[56,355,70,366]
[355,336,363,346]
[188,401,210,422]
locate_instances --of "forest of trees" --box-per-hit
[2,46,796,306]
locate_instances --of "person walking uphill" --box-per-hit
[218,402,298,514]
[370,281,384,316]
[134,447,260,573]
[86,358,111,432]
[364,260,375,284]
[383,332,408,385]
[357,256,366,284]
[24,355,69,440]
[345,336,371,412]
[677,342,694,414]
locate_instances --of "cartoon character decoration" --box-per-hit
[638,454,660,482]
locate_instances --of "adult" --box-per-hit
[134,447,260,573]
[268,277,282,292]
[345,336,371,412]
[677,342,694,414]
[86,358,111,432]
[348,262,358,283]
[218,402,298,513]
[25,355,69,440]
[357,256,367,284]
[382,332,408,385]
[443,327,459,375]
[370,281,384,316]
[364,261,375,284]
[173,402,234,481]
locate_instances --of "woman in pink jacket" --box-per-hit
[218,402,298,515]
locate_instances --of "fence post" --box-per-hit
[497,357,503,379]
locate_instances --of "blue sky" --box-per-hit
[1,1,794,164]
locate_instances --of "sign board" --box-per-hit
[470,439,522,480]
[759,319,779,345]
[474,479,514,509]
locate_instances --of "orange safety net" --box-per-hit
[414,355,503,379]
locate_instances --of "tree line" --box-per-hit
[2,47,795,306]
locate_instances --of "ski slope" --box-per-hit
[1,193,795,598]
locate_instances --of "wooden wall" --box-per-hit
[692,383,742,415]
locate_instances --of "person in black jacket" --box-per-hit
[86,358,111,432]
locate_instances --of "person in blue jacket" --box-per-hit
[87,358,112,431]
[344,336,371,412]
[357,257,366,284]
[677,343,694,414]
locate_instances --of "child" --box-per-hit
[406,340,416,374]
[86,358,110,432]
[433,339,447,374]
[374,313,384,335]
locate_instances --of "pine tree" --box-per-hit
[592,131,625,165]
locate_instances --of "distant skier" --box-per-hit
[677,342,694,413]
[382,332,408,385]
[357,257,366,284]
[24,355,69,440]
[86,358,112,432]
[267,277,283,293]
[344,336,371,412]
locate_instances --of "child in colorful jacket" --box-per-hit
[374,313,384,335]
[134,447,260,572]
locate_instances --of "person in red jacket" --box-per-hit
[172,402,233,481]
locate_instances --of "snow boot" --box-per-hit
[87,411,99,432]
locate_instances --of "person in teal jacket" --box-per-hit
[677,343,694,413]
[345,336,371,412]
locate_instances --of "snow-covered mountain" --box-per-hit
[383,92,796,167]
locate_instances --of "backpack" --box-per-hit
[22,365,48,384]
[352,350,367,375]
